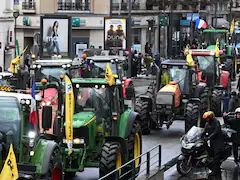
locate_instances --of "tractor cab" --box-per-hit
[31,58,73,90]
[202,29,228,50]
[160,60,194,95]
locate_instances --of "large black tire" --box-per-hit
[135,100,151,134]
[222,58,234,80]
[200,90,209,114]
[42,148,63,180]
[212,89,223,117]
[125,121,142,178]
[99,142,123,180]
[185,102,200,133]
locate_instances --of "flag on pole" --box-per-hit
[230,19,235,35]
[29,80,38,127]
[65,74,74,156]
[105,63,115,86]
[195,19,207,29]
[0,144,18,180]
[10,46,28,73]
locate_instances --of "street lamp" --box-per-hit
[13,10,19,57]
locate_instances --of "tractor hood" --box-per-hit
[206,45,216,50]
[72,112,96,128]
[37,88,58,105]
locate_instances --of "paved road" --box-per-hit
[73,76,184,179]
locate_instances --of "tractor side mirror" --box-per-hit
[125,86,134,99]
[42,106,52,131]
[123,63,128,71]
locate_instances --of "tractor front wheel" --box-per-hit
[185,102,200,133]
[135,100,151,134]
[126,121,142,178]
[99,142,123,180]
[212,89,223,117]
[42,148,63,180]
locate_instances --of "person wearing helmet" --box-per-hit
[203,111,224,177]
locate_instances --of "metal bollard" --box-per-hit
[131,160,136,180]
[147,152,150,175]
[158,145,161,167]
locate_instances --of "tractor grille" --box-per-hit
[73,127,89,147]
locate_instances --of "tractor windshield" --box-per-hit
[74,86,109,115]
[91,62,118,77]
[35,67,69,82]
[0,96,21,150]
[196,56,215,71]
[167,67,187,92]
[203,32,226,49]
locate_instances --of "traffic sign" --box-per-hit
[159,16,169,26]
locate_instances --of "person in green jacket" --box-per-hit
[144,54,152,76]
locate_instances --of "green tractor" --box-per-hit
[40,75,142,179]
[0,90,63,179]
[136,59,209,134]
[202,29,236,80]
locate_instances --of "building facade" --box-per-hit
[12,0,238,65]
[0,0,15,70]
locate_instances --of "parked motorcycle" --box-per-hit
[177,126,233,176]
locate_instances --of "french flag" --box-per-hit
[195,19,207,29]
[29,80,38,127]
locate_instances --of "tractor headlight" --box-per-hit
[73,138,85,144]
[46,101,51,106]
[32,64,37,69]
[76,84,80,88]
[0,76,2,80]
[111,60,115,64]
[166,105,172,109]
[28,131,36,139]
[21,99,26,104]
[37,65,41,69]
[67,64,71,68]
[62,64,67,68]
[41,102,46,106]
[26,99,30,105]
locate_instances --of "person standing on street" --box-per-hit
[137,52,142,74]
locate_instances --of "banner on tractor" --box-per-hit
[104,17,127,50]
[0,144,18,180]
[230,19,235,35]
[215,39,220,62]
[65,74,74,155]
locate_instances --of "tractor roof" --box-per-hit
[0,91,32,103]
[203,29,228,33]
[0,72,13,78]
[72,78,121,85]
[34,59,73,66]
[184,49,224,56]
[161,59,188,66]
[86,56,126,62]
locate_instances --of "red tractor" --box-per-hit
[185,49,231,117]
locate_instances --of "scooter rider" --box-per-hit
[202,111,225,177]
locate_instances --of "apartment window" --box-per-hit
[58,0,90,11]
[132,28,141,44]
[22,0,36,10]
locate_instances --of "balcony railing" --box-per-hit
[22,1,36,10]
[58,2,90,11]
[112,2,141,11]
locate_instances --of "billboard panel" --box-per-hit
[40,15,72,58]
[104,18,127,50]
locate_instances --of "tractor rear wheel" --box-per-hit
[185,102,200,133]
[42,148,63,180]
[223,58,233,80]
[212,89,223,117]
[135,100,151,134]
[200,90,209,114]
[126,121,142,178]
[99,142,123,180]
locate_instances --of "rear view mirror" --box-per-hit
[123,63,128,71]
[42,106,52,131]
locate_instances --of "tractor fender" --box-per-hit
[125,111,140,138]
[188,98,201,104]
[31,139,59,175]
[105,136,127,158]
[178,154,187,161]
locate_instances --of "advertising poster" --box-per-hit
[104,18,127,50]
[40,15,72,58]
